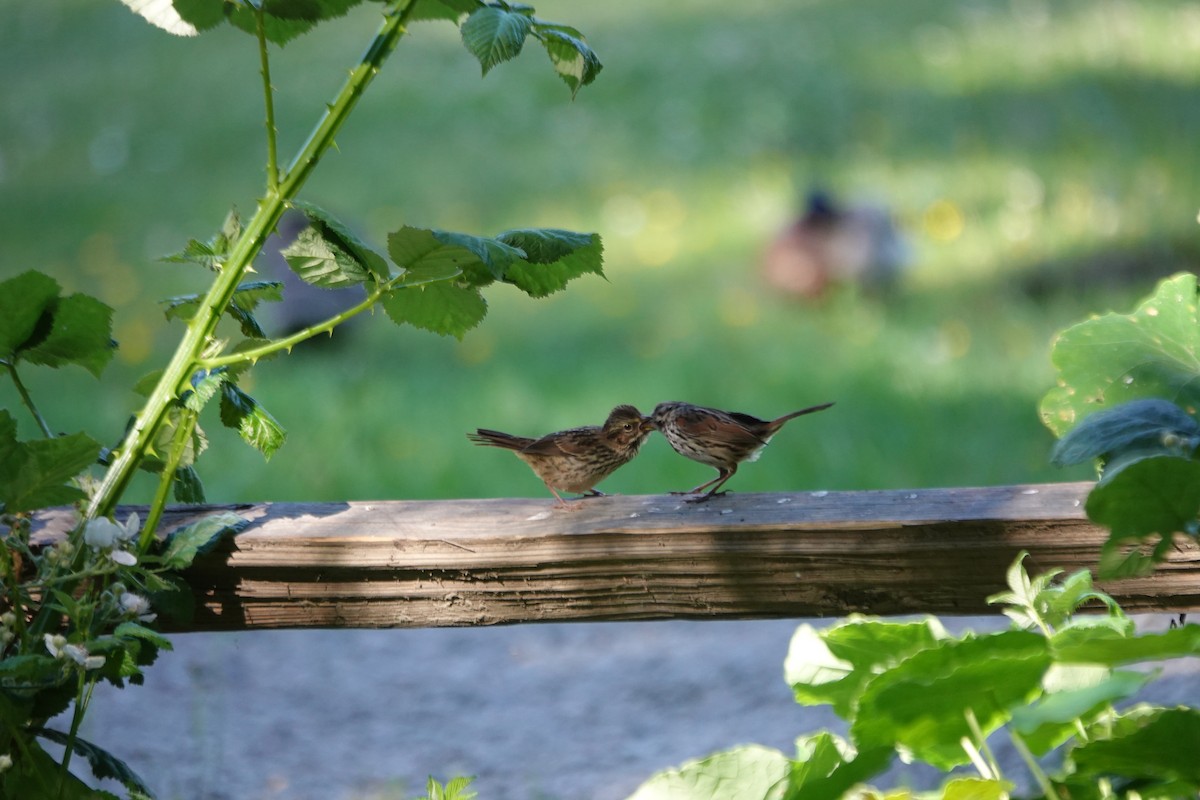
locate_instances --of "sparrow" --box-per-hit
[650,401,834,501]
[468,405,653,508]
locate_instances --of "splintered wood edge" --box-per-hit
[30,482,1200,629]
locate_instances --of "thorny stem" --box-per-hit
[196,271,447,370]
[59,671,95,796]
[140,408,198,550]
[85,0,417,523]
[3,361,53,438]
[963,707,1002,780]
[257,6,279,193]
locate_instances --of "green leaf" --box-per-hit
[434,230,525,281]
[938,778,1011,800]
[1010,669,1151,754]
[783,745,893,800]
[158,510,246,570]
[184,368,230,413]
[498,229,604,297]
[534,26,602,98]
[35,728,156,797]
[785,616,945,718]
[219,384,287,460]
[282,226,375,289]
[173,464,207,503]
[3,286,115,378]
[291,202,391,283]
[1069,707,1200,785]
[850,630,1050,770]
[0,413,102,513]
[626,744,789,800]
[387,226,474,284]
[1083,454,1200,576]
[114,621,174,655]
[2,739,105,800]
[381,280,488,340]
[161,206,242,269]
[0,654,66,689]
[162,280,282,337]
[0,270,59,358]
[1041,272,1200,437]
[787,732,852,792]
[1051,398,1200,467]
[1052,622,1200,665]
[165,0,371,45]
[461,5,532,75]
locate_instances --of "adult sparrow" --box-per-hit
[650,401,834,501]
[468,405,653,508]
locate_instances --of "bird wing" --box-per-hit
[520,427,600,456]
[675,407,769,448]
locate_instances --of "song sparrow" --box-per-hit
[650,401,834,501]
[468,405,654,508]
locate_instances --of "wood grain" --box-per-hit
[32,482,1200,630]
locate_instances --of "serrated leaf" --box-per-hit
[1010,669,1150,755]
[1041,273,1200,437]
[113,621,173,654]
[159,510,246,570]
[1052,622,1200,665]
[35,729,155,797]
[387,226,475,284]
[1052,398,1200,466]
[0,414,101,513]
[626,744,789,800]
[381,281,487,340]
[785,616,944,718]
[535,26,602,98]
[219,384,287,460]
[850,630,1050,770]
[1069,707,1200,784]
[497,229,604,297]
[788,732,852,792]
[184,368,229,413]
[169,0,369,45]
[173,465,206,503]
[291,202,390,282]
[783,745,893,800]
[0,270,60,358]
[0,654,66,689]
[18,292,115,378]
[1084,455,1200,575]
[434,230,524,280]
[461,6,532,75]
[282,226,374,288]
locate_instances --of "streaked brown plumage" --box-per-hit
[468,405,654,508]
[650,401,834,501]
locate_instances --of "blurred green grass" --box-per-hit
[4,0,1200,503]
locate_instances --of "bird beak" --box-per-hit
[641,417,657,432]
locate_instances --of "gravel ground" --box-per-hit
[75,616,1195,800]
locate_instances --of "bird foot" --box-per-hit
[684,491,728,504]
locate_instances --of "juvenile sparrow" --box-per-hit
[468,405,653,508]
[650,401,834,501]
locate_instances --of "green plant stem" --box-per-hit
[3,361,53,438]
[1009,729,1056,799]
[198,277,399,369]
[85,0,417,522]
[140,410,198,550]
[58,671,94,797]
[257,7,279,193]
[963,707,1001,779]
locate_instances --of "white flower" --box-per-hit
[44,635,105,670]
[0,611,15,627]
[44,633,67,658]
[118,592,156,623]
[83,518,122,550]
[82,514,141,566]
[0,754,11,773]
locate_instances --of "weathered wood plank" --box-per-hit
[31,482,1200,630]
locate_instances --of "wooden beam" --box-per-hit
[31,482,1200,630]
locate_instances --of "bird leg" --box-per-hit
[676,468,735,502]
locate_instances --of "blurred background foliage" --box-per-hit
[3,0,1200,504]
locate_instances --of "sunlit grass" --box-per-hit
[3,0,1198,505]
